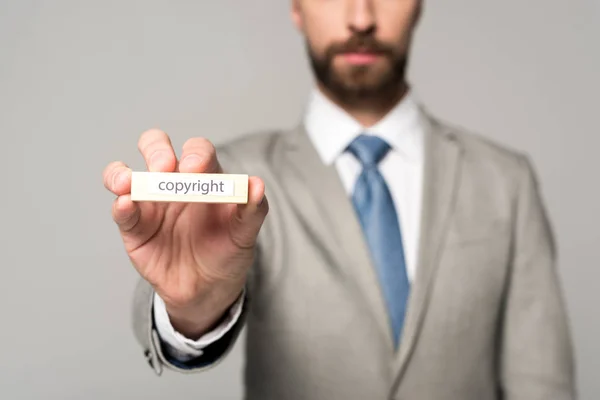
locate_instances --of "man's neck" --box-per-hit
[316,82,409,127]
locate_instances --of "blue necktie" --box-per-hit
[347,134,410,348]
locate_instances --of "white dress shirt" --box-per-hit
[154,88,428,362]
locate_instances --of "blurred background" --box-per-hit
[1,0,598,399]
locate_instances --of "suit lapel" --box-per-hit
[274,115,464,385]
[277,125,395,349]
[390,114,464,386]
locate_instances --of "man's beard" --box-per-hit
[307,34,407,105]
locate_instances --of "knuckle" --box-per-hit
[228,226,257,251]
[104,160,121,174]
[103,161,122,189]
[111,198,123,222]
[181,138,219,172]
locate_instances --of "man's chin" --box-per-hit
[323,82,392,105]
[327,72,397,97]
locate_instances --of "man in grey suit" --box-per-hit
[103,0,575,399]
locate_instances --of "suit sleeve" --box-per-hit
[130,276,250,375]
[499,155,577,399]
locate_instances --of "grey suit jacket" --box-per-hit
[131,109,576,399]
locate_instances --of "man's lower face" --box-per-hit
[310,49,405,99]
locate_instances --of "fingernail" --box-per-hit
[182,154,202,167]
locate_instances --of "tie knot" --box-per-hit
[347,134,391,167]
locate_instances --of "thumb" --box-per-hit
[228,176,269,250]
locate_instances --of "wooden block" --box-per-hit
[130,171,248,204]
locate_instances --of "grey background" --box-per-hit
[0,0,598,399]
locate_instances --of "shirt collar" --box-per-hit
[303,87,426,165]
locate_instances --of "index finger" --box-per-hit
[137,129,178,172]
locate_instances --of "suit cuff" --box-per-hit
[153,289,245,362]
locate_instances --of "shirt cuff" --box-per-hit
[153,289,245,362]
